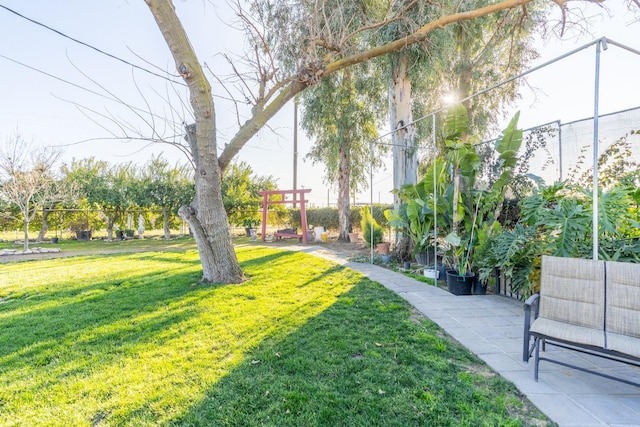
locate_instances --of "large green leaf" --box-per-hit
[597,187,632,236]
[540,198,591,258]
[459,151,480,178]
[384,205,408,230]
[444,104,469,139]
[495,112,522,155]
[445,231,462,247]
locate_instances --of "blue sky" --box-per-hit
[0,1,638,207]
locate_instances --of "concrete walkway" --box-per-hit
[300,247,640,427]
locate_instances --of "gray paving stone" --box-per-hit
[526,394,606,426]
[573,395,640,424]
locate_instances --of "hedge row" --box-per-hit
[289,205,392,232]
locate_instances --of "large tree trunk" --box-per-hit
[36,209,50,242]
[146,0,244,283]
[337,144,351,242]
[389,53,418,209]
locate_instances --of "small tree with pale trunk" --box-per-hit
[0,132,73,251]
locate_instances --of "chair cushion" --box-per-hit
[606,331,640,359]
[605,261,640,343]
[539,256,605,330]
[530,317,605,348]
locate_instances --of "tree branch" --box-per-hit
[218,0,537,172]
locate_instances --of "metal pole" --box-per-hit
[592,38,607,260]
[557,119,563,181]
[293,98,298,208]
[432,113,438,282]
[370,140,374,264]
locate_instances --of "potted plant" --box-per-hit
[444,226,477,295]
[441,104,524,295]
[476,223,545,298]
[377,242,391,255]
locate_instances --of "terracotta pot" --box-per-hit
[349,232,359,243]
[376,242,390,255]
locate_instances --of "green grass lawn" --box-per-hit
[0,244,553,426]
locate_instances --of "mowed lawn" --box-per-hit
[0,244,553,426]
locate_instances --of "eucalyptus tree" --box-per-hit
[0,132,69,251]
[143,0,611,284]
[375,1,441,205]
[383,0,545,202]
[139,154,194,239]
[301,64,387,241]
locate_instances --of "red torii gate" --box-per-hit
[259,189,312,244]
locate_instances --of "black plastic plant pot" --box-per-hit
[472,280,487,295]
[445,270,474,296]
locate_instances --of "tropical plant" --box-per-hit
[441,105,523,276]
[482,179,640,297]
[387,157,448,256]
[476,223,546,297]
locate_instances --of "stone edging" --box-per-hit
[0,247,62,256]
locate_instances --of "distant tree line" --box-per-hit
[0,132,279,246]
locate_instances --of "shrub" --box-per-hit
[360,208,383,245]
[289,204,392,231]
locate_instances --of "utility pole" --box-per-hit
[293,98,298,208]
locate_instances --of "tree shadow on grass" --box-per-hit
[0,247,367,425]
[0,247,551,426]
[0,252,201,322]
[168,278,551,427]
[0,260,213,424]
[0,268,202,364]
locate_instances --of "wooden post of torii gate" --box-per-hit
[259,189,312,244]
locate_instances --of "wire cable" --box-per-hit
[0,3,186,87]
[0,52,184,128]
[0,53,114,100]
